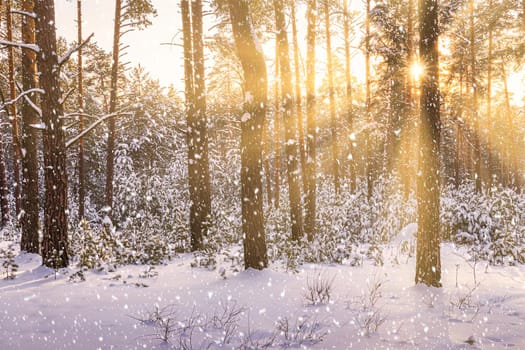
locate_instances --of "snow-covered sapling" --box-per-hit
[0,248,18,279]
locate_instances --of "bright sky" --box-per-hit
[56,0,184,92]
[55,1,523,107]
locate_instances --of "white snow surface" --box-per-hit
[1,225,525,349]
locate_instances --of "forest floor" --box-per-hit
[1,224,525,349]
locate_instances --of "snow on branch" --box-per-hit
[24,95,42,118]
[59,87,76,106]
[10,10,37,19]
[14,81,42,117]
[1,88,44,108]
[66,111,132,148]
[0,39,39,52]
[58,33,94,66]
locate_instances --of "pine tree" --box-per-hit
[35,0,70,268]
[228,0,268,269]
[323,0,340,195]
[343,0,356,193]
[6,0,21,215]
[304,0,317,241]
[415,0,441,287]
[105,0,156,215]
[181,0,212,251]
[20,0,40,253]
[291,2,306,184]
[365,0,373,200]
[77,0,86,219]
[274,0,304,241]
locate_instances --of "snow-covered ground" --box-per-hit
[1,224,525,349]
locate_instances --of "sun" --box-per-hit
[410,61,424,82]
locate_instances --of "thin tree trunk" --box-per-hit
[486,0,493,189]
[403,0,415,199]
[20,0,40,253]
[344,0,355,193]
[77,0,86,219]
[0,129,8,226]
[501,63,516,188]
[105,0,121,214]
[304,0,317,241]
[35,0,69,268]
[455,65,464,189]
[6,0,21,215]
[469,0,482,193]
[263,117,272,206]
[415,0,441,287]
[190,0,211,250]
[274,0,304,240]
[365,0,373,200]
[228,0,268,270]
[324,0,340,195]
[181,0,197,248]
[273,35,281,208]
[291,3,306,187]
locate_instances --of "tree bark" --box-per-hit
[77,0,86,219]
[403,0,415,198]
[324,0,340,195]
[35,0,69,268]
[291,3,306,187]
[20,0,40,253]
[273,35,281,208]
[365,0,373,200]
[263,116,272,206]
[6,0,21,215]
[469,0,482,193]
[501,63,517,189]
[0,130,8,227]
[304,0,317,241]
[189,0,211,250]
[274,0,304,241]
[415,0,441,287]
[228,0,268,269]
[344,0,356,193]
[105,0,121,214]
[486,0,493,189]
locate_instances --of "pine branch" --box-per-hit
[0,39,39,52]
[58,33,94,66]
[66,111,132,148]
[10,10,37,19]
[1,88,44,108]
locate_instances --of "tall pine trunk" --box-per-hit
[274,0,304,240]
[77,0,86,219]
[20,0,40,253]
[403,0,415,199]
[228,0,268,269]
[486,0,493,189]
[415,0,441,287]
[324,0,340,195]
[469,0,482,193]
[6,0,21,215]
[35,0,69,268]
[182,0,211,251]
[190,0,211,250]
[365,0,373,200]
[105,0,121,214]
[344,0,356,193]
[501,63,516,188]
[304,0,317,241]
[273,35,281,208]
[291,3,306,185]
